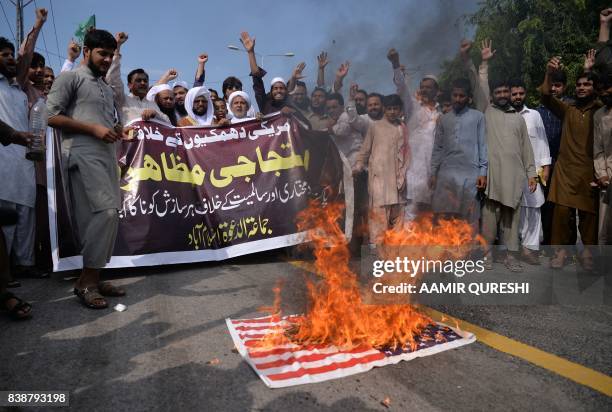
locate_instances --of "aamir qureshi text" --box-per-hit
[372,281,530,296]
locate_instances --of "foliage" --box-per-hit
[438,0,607,106]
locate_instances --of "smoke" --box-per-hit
[317,0,478,94]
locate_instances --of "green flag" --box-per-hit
[74,15,95,44]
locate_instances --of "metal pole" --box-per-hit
[16,0,23,50]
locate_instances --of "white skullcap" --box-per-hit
[270,77,286,87]
[422,74,439,84]
[146,84,172,102]
[172,80,189,90]
[227,90,252,119]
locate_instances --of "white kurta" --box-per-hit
[519,107,551,208]
[393,67,440,205]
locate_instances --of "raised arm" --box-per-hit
[105,32,128,107]
[156,68,178,85]
[316,51,328,88]
[193,53,207,87]
[460,39,492,112]
[287,62,305,92]
[241,31,267,110]
[583,49,596,73]
[599,9,612,43]
[16,8,47,88]
[388,48,414,118]
[61,40,81,72]
[240,31,259,75]
[333,61,349,93]
[540,56,569,119]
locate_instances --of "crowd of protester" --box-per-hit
[1,8,612,319]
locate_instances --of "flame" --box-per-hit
[258,201,479,351]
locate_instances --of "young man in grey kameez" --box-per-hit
[47,29,127,309]
[430,78,487,233]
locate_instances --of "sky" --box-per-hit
[1,0,479,95]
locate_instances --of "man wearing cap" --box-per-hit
[177,86,215,126]
[387,48,441,221]
[105,32,169,124]
[228,90,261,124]
[240,32,291,115]
[172,80,189,119]
[146,84,177,126]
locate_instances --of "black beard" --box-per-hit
[311,104,325,115]
[511,102,524,111]
[356,104,367,115]
[293,100,309,111]
[368,111,383,120]
[175,103,187,117]
[160,106,177,125]
[87,59,104,77]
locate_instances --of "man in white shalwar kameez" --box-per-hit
[387,48,441,221]
[510,81,551,264]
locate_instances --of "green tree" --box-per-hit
[439,0,606,106]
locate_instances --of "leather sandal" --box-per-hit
[73,287,108,309]
[504,255,524,273]
[0,291,32,320]
[521,247,541,266]
[577,254,594,271]
[550,249,567,269]
[97,282,126,297]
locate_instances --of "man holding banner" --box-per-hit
[47,29,127,309]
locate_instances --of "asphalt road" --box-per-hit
[1,250,611,411]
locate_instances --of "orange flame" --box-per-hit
[259,200,479,351]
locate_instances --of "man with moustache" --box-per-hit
[290,80,310,113]
[47,29,129,309]
[364,93,384,122]
[241,32,293,115]
[43,66,54,96]
[388,48,441,221]
[354,89,368,116]
[105,32,169,124]
[542,57,603,269]
[307,87,329,130]
[481,78,537,272]
[328,87,368,168]
[430,78,487,231]
[178,86,215,126]
[146,84,178,126]
[509,79,551,264]
[172,80,189,119]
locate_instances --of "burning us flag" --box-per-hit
[226,201,478,388]
[226,315,474,388]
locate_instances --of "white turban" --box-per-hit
[172,80,189,90]
[184,86,214,126]
[227,90,251,120]
[146,84,172,102]
[423,74,439,84]
[270,77,286,87]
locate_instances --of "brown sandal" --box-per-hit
[97,282,126,297]
[73,287,108,309]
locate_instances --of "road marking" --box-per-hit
[285,259,612,397]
